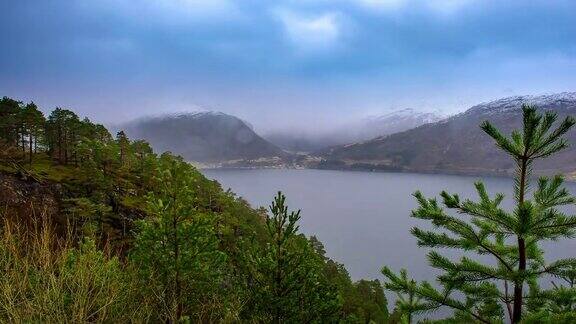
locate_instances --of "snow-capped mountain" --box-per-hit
[320,92,576,176]
[463,92,576,116]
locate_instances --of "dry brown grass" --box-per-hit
[0,215,153,323]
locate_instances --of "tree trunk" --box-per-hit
[275,220,283,324]
[64,132,68,164]
[58,126,63,163]
[512,157,528,323]
[21,132,25,153]
[173,204,182,321]
[29,134,33,165]
[513,238,526,322]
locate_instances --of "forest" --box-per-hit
[1,95,576,323]
[0,96,387,323]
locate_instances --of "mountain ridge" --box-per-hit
[318,92,576,177]
[121,111,286,163]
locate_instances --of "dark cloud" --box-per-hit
[1,0,575,130]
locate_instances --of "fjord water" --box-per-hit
[203,169,576,282]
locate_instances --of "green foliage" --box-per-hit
[312,235,389,323]
[245,192,342,323]
[0,96,379,323]
[382,105,576,323]
[19,102,44,164]
[0,220,146,322]
[130,155,227,322]
[65,197,113,237]
[0,96,22,147]
[383,269,428,324]
[0,96,285,321]
[348,279,389,323]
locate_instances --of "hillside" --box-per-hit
[0,96,387,323]
[320,92,576,176]
[265,109,444,152]
[123,112,286,163]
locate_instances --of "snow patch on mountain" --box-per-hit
[465,92,576,116]
[365,108,444,125]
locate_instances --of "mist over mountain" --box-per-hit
[118,93,576,175]
[265,109,444,152]
[122,112,285,163]
[320,92,576,176]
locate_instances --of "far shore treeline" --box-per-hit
[1,95,576,323]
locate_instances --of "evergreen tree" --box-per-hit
[116,131,130,167]
[386,270,427,324]
[20,102,45,164]
[248,192,341,323]
[351,279,389,323]
[130,154,225,322]
[45,108,80,164]
[0,97,22,147]
[382,105,576,323]
[310,235,389,323]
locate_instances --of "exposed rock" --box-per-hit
[0,172,63,231]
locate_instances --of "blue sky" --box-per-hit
[1,0,575,131]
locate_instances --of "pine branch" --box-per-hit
[382,267,492,324]
[532,216,576,232]
[443,190,516,234]
[532,259,576,277]
[411,228,463,248]
[534,176,575,208]
[531,116,576,157]
[522,105,541,153]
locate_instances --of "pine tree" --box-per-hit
[385,269,427,324]
[130,154,225,322]
[0,97,22,147]
[20,102,45,164]
[45,108,80,164]
[382,105,576,323]
[115,131,130,167]
[248,192,340,323]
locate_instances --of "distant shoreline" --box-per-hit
[199,164,576,182]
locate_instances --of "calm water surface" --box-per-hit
[203,169,576,282]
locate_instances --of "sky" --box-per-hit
[1,0,575,132]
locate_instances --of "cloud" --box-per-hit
[274,9,343,53]
[1,0,575,128]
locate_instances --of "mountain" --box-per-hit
[122,112,286,163]
[265,109,444,152]
[319,92,576,176]
[359,108,444,140]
